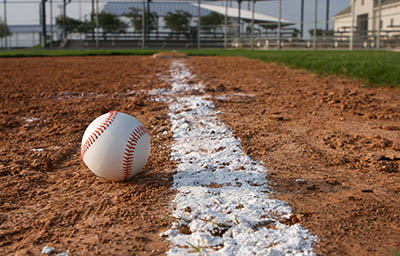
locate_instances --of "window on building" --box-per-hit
[380,20,383,29]
[362,0,364,5]
[391,18,394,27]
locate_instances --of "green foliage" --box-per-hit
[392,248,400,256]
[56,16,91,34]
[125,7,157,32]
[164,11,192,33]
[0,19,11,38]
[200,12,224,34]
[96,12,128,40]
[76,20,95,34]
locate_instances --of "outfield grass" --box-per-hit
[1,49,399,87]
[182,49,400,87]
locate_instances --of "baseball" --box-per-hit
[81,111,151,181]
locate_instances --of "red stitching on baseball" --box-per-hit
[130,133,140,141]
[121,125,149,180]
[126,145,135,150]
[81,111,118,160]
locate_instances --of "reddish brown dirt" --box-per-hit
[188,57,400,256]
[1,56,400,256]
[0,56,175,255]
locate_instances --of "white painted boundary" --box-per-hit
[156,61,317,256]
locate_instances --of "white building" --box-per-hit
[333,0,400,40]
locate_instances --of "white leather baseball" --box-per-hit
[81,111,151,181]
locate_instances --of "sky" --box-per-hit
[0,0,350,36]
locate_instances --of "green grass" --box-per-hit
[1,48,400,87]
[181,49,400,87]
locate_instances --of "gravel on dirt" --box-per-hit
[188,56,400,256]
[0,56,399,256]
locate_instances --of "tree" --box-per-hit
[125,7,158,32]
[96,12,128,40]
[55,13,127,40]
[76,19,95,34]
[0,19,11,38]
[56,16,85,34]
[164,11,192,35]
[199,11,224,36]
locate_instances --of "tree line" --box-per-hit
[53,9,228,40]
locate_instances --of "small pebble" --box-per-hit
[41,246,54,254]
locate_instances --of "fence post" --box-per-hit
[313,0,317,49]
[3,0,9,49]
[95,0,99,49]
[278,0,281,49]
[251,0,254,49]
[377,0,382,49]
[50,0,53,48]
[325,0,330,35]
[224,0,228,48]
[40,0,47,48]
[300,0,304,39]
[197,0,201,49]
[350,0,355,50]
[142,0,145,49]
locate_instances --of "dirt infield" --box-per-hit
[0,57,175,255]
[0,56,399,255]
[188,57,400,256]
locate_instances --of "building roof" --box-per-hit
[9,25,60,33]
[103,1,292,27]
[334,6,351,17]
[192,3,292,26]
[334,0,400,17]
[102,2,213,16]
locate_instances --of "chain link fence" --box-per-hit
[1,0,400,50]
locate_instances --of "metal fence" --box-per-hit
[60,24,400,50]
[1,0,400,50]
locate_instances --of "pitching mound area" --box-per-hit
[152,52,188,59]
[0,56,399,256]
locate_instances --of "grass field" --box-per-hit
[1,49,399,87]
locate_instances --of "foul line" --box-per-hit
[154,61,317,256]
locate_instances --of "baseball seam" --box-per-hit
[81,111,118,159]
[122,125,149,180]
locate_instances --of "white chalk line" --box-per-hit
[154,61,317,256]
